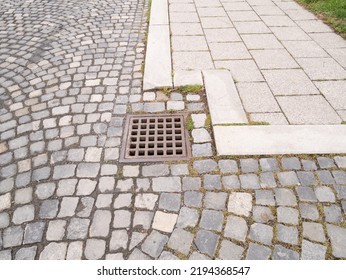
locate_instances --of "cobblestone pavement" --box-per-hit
[1,0,346,260]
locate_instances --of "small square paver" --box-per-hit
[228,192,252,217]
[263,69,319,96]
[218,240,244,260]
[297,58,346,80]
[172,36,209,51]
[303,222,326,243]
[249,223,273,245]
[277,95,341,124]
[204,28,241,43]
[224,215,248,242]
[199,210,224,231]
[173,51,214,70]
[152,211,178,233]
[241,34,283,49]
[215,60,264,82]
[237,82,280,113]
[204,192,227,210]
[246,243,271,260]
[240,158,258,173]
[209,42,251,60]
[251,49,299,69]
[167,228,194,255]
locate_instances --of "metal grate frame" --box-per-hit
[120,114,191,162]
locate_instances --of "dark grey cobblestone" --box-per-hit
[1,0,345,261]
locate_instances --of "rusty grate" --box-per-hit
[120,114,190,162]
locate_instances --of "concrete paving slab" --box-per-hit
[223,2,252,11]
[204,28,241,43]
[150,0,169,25]
[263,69,319,95]
[173,51,214,70]
[214,125,346,155]
[276,1,306,11]
[297,20,333,33]
[326,48,346,68]
[236,82,280,113]
[170,23,203,35]
[247,0,275,6]
[197,7,227,17]
[253,5,285,16]
[282,40,329,58]
[297,58,346,80]
[174,70,203,87]
[270,26,311,41]
[170,3,196,12]
[241,34,284,49]
[143,25,173,90]
[251,49,299,69]
[250,113,289,125]
[195,0,222,7]
[201,17,233,28]
[172,36,209,51]
[170,12,200,23]
[277,95,342,125]
[227,11,261,22]
[261,15,296,27]
[310,33,346,49]
[315,81,346,110]
[209,42,251,60]
[203,70,248,124]
[234,21,271,34]
[215,60,264,82]
[284,9,316,20]
[338,110,346,121]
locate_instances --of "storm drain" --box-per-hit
[120,114,191,162]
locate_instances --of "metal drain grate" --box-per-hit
[120,114,190,162]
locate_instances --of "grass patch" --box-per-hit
[186,115,194,131]
[204,114,212,129]
[180,85,204,94]
[342,121,346,124]
[297,0,346,37]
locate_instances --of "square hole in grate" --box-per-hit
[120,114,191,162]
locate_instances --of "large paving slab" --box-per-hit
[214,125,346,155]
[166,0,346,127]
[143,0,172,90]
[203,70,248,125]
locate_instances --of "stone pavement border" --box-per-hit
[143,0,173,90]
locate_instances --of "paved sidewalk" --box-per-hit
[0,0,346,260]
[169,0,346,125]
